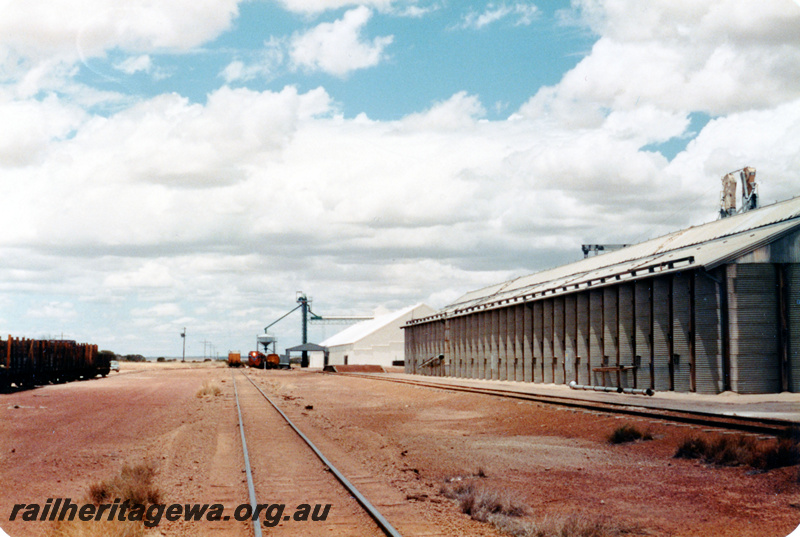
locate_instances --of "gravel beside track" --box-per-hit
[1,362,798,537]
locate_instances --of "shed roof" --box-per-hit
[321,303,430,347]
[409,196,800,325]
[285,343,328,352]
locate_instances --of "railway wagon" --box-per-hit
[0,336,107,390]
[247,351,281,369]
[227,352,242,367]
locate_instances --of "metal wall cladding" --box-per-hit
[412,324,422,374]
[576,292,591,384]
[422,323,430,374]
[553,296,566,384]
[672,272,693,392]
[484,310,493,379]
[618,284,635,388]
[464,313,478,378]
[498,308,508,381]
[477,312,486,379]
[507,306,517,381]
[589,290,604,385]
[433,321,442,376]
[450,317,459,377]
[506,307,516,381]
[788,264,800,392]
[564,294,578,384]
[406,260,797,393]
[471,314,480,378]
[462,315,471,378]
[543,299,554,383]
[492,309,501,380]
[483,311,492,380]
[455,316,465,378]
[523,304,533,382]
[728,264,780,394]
[506,306,516,381]
[458,316,466,377]
[634,281,653,389]
[533,301,543,383]
[431,322,440,376]
[452,318,459,376]
[652,277,672,391]
[694,271,724,393]
[443,320,451,377]
[602,286,618,387]
[425,322,433,374]
[411,324,419,373]
[514,305,525,382]
[404,326,413,373]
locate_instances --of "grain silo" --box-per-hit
[404,195,800,395]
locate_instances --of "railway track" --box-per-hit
[231,370,403,536]
[332,373,797,437]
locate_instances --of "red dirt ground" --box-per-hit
[1,363,799,537]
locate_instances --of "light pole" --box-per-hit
[181,328,186,362]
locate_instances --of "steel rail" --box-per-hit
[331,373,796,437]
[232,372,264,537]
[240,371,403,537]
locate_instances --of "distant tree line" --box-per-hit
[98,350,148,362]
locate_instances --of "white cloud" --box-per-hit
[114,55,152,75]
[290,7,394,77]
[544,0,800,115]
[0,93,86,166]
[275,0,402,15]
[455,3,539,30]
[103,262,176,290]
[400,91,487,130]
[221,37,285,83]
[0,0,240,59]
[27,301,78,321]
[0,0,798,357]
[131,303,183,318]
[0,0,239,95]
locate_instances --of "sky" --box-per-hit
[1,0,800,358]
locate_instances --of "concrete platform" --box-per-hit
[355,371,800,424]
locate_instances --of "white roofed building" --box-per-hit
[320,303,435,368]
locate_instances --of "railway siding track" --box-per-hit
[232,370,407,536]
[332,373,798,437]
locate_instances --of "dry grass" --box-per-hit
[89,462,160,506]
[608,425,653,444]
[441,477,527,522]
[495,512,639,537]
[195,380,222,398]
[49,463,159,537]
[441,475,640,537]
[675,433,800,470]
[50,520,146,537]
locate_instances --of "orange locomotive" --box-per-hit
[247,351,281,369]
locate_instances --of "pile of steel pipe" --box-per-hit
[568,381,654,396]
